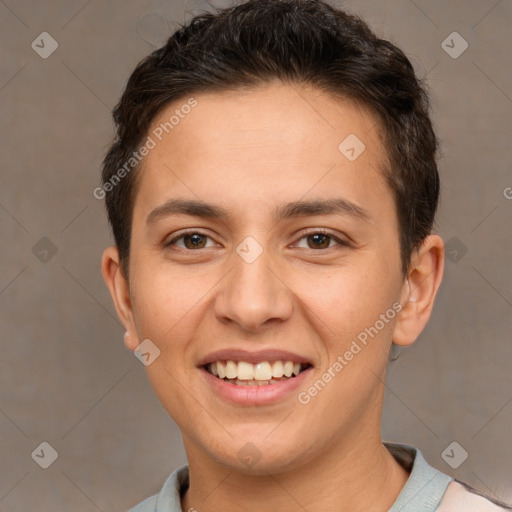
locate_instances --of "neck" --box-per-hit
[181,433,410,512]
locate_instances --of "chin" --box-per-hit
[204,436,311,476]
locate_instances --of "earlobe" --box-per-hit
[392,235,445,347]
[101,246,139,349]
[124,330,139,351]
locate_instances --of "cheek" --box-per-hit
[293,260,400,348]
[129,261,207,345]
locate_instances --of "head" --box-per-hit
[101,0,444,474]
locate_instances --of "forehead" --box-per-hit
[133,82,392,223]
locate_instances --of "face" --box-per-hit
[103,81,438,475]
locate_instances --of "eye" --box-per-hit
[165,230,217,250]
[294,229,349,250]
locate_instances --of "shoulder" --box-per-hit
[437,480,512,511]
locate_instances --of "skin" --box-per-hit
[102,80,444,512]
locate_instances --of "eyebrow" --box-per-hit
[145,197,371,227]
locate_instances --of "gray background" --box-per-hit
[1,0,511,510]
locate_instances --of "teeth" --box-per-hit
[216,361,225,379]
[235,379,269,386]
[272,361,284,378]
[206,360,308,382]
[237,361,254,380]
[225,360,237,379]
[209,362,218,376]
[253,362,272,380]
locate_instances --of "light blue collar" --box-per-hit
[385,442,453,511]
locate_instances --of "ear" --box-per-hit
[392,234,445,347]
[101,246,140,351]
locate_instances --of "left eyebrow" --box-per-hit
[275,198,372,223]
[145,197,372,227]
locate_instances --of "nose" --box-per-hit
[213,245,293,332]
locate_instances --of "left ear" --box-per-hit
[392,234,445,347]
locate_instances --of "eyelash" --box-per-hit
[165,228,350,252]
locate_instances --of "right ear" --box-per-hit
[101,246,140,351]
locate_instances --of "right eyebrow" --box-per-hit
[146,199,229,227]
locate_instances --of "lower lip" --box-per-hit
[200,366,313,406]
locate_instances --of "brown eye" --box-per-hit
[306,233,331,249]
[295,230,347,251]
[167,231,215,250]
[182,233,207,249]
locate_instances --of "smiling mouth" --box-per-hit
[203,360,312,386]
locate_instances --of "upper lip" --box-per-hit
[197,348,314,367]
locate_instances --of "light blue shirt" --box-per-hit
[127,442,506,511]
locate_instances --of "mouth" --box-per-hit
[203,360,313,386]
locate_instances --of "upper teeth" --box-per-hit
[208,361,304,380]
